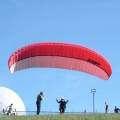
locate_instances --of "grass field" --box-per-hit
[0,114,120,120]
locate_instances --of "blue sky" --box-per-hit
[0,0,120,113]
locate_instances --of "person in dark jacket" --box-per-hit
[105,102,109,113]
[114,106,120,113]
[36,92,44,115]
[56,97,69,114]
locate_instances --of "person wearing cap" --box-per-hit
[36,92,44,115]
[56,97,69,114]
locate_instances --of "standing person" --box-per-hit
[56,97,69,114]
[105,102,109,113]
[36,92,44,115]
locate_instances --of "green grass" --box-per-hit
[0,114,120,120]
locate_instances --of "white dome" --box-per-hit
[0,87,26,115]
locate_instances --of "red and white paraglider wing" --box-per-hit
[8,42,112,80]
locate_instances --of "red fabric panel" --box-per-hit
[8,42,112,79]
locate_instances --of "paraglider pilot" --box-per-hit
[56,97,69,114]
[36,91,44,115]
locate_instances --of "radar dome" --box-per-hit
[0,87,26,115]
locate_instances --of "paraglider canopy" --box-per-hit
[8,42,112,80]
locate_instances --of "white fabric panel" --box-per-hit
[10,56,108,80]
